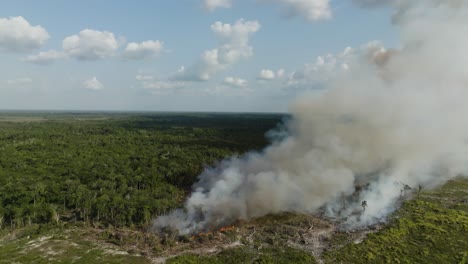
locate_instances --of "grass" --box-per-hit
[0,225,149,264]
[323,178,468,264]
[166,246,317,264]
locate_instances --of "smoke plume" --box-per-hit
[154,0,468,234]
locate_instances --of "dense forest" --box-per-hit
[0,112,284,229]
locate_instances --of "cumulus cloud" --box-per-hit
[257,69,276,80]
[288,45,361,86]
[82,77,104,90]
[277,0,332,20]
[205,0,331,21]
[122,40,164,60]
[257,68,288,81]
[265,0,332,21]
[174,19,261,82]
[24,50,66,64]
[277,68,286,78]
[254,43,389,91]
[25,30,165,64]
[63,29,119,60]
[253,45,384,91]
[223,76,248,87]
[0,16,49,52]
[210,19,260,46]
[204,0,232,11]
[6,77,33,85]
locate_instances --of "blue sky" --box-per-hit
[0,0,397,112]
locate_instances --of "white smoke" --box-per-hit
[153,0,468,234]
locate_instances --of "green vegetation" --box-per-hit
[324,179,468,264]
[0,112,283,229]
[167,246,316,264]
[0,112,467,263]
[0,224,149,264]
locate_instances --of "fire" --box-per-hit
[190,225,236,239]
[219,225,235,232]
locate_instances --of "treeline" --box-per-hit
[0,113,283,229]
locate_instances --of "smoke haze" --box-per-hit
[154,0,468,234]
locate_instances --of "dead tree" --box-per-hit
[400,183,412,197]
[361,200,368,211]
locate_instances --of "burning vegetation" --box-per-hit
[149,179,467,263]
[154,0,468,237]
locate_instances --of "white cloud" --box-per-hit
[258,69,276,80]
[285,42,391,88]
[122,40,164,60]
[6,77,32,85]
[63,29,119,60]
[204,0,232,11]
[174,19,261,82]
[83,77,104,90]
[288,45,360,84]
[224,76,248,87]
[292,54,339,81]
[206,1,332,21]
[24,30,164,63]
[279,0,331,21]
[277,68,285,78]
[252,46,362,91]
[24,50,66,64]
[211,19,261,48]
[0,16,49,52]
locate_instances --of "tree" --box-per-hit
[361,200,368,211]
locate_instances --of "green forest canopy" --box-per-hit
[0,112,285,229]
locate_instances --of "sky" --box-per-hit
[0,0,397,112]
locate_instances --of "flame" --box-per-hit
[190,225,236,239]
[219,225,235,232]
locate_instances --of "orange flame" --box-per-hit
[191,225,236,239]
[219,226,235,232]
